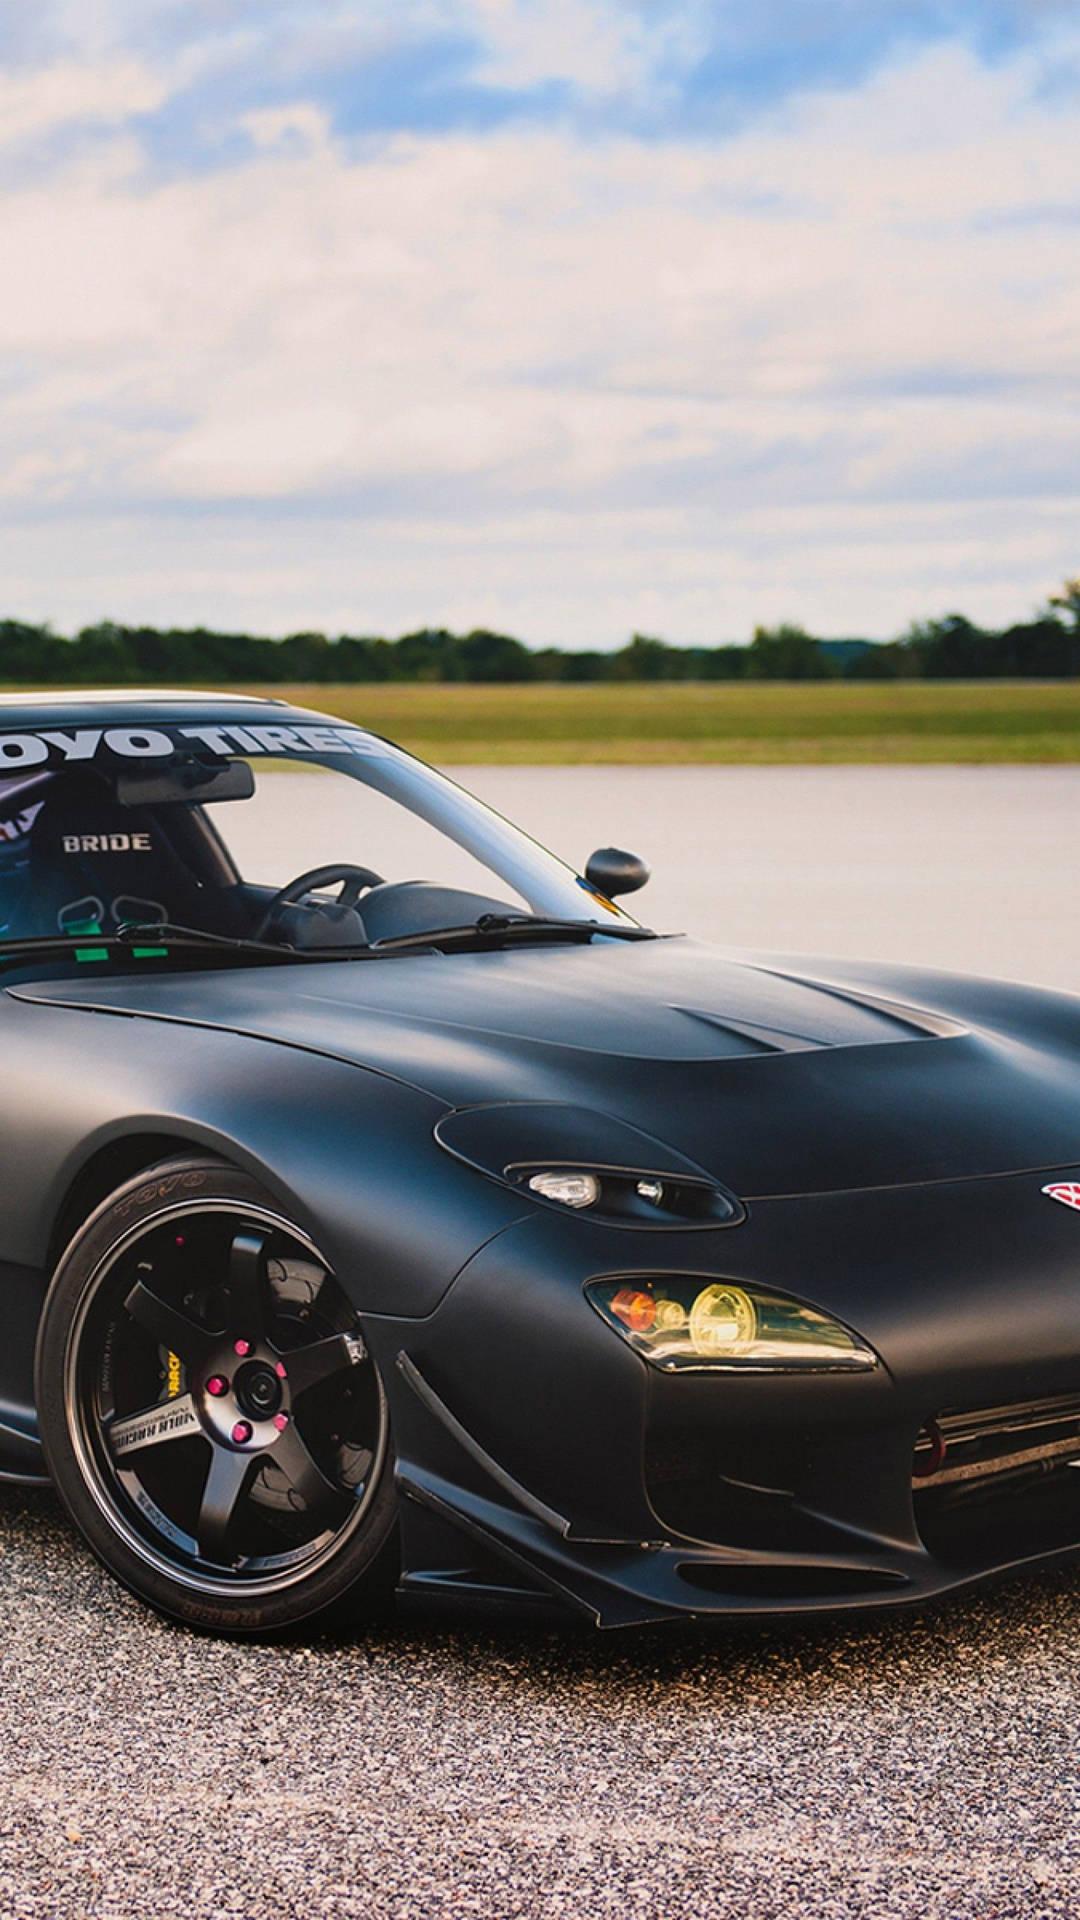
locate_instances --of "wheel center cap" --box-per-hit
[233,1360,283,1421]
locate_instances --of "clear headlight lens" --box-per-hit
[635,1178,665,1205]
[527,1170,601,1209]
[587,1278,878,1371]
[517,1166,741,1226]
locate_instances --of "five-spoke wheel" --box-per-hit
[35,1158,397,1634]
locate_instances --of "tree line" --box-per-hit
[2,578,1078,684]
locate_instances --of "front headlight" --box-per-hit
[586,1277,878,1371]
[517,1166,741,1226]
[526,1170,602,1209]
[434,1105,745,1229]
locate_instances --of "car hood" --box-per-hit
[12,936,1080,1197]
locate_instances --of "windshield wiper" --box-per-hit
[368,913,657,955]
[475,912,655,941]
[115,921,295,956]
[0,926,299,966]
[0,913,659,969]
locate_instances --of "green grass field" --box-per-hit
[218,680,1080,763]
[7,679,1080,762]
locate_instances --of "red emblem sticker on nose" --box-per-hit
[1043,1183,1080,1210]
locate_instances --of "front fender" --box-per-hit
[0,993,533,1317]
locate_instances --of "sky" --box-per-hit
[0,0,1078,648]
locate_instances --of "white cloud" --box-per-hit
[0,57,166,147]
[469,0,654,92]
[1,33,1079,640]
[240,103,332,151]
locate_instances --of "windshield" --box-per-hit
[0,712,634,963]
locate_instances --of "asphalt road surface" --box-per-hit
[3,766,1080,1920]
[457,765,1080,993]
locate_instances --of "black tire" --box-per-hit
[35,1156,398,1635]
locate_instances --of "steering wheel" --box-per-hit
[253,864,384,942]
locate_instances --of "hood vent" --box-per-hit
[671,1008,816,1055]
[749,969,970,1043]
[672,973,968,1057]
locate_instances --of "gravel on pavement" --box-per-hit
[2,1483,1080,1920]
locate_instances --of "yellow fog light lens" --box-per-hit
[585,1278,878,1370]
[688,1283,757,1359]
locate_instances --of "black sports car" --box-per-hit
[4,690,1080,1635]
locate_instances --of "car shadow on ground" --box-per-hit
[7,1477,1080,1703]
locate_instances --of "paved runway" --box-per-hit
[454,764,1080,993]
[4,766,1080,1920]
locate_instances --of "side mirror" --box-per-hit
[584,847,650,898]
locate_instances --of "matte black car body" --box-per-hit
[5,691,1080,1627]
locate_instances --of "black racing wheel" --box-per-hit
[253,864,384,943]
[34,1157,397,1635]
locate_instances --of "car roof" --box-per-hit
[0,689,285,707]
[0,689,354,733]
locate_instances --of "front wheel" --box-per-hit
[35,1158,397,1635]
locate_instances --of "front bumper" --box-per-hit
[363,1165,1080,1625]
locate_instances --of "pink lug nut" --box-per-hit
[231,1421,253,1445]
[234,1339,252,1357]
[273,1413,289,1432]
[275,1361,287,1380]
[205,1375,229,1398]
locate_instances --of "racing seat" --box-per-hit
[15,773,245,940]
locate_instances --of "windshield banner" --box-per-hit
[0,724,384,771]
